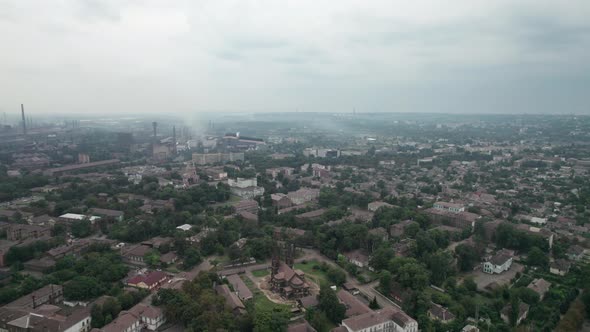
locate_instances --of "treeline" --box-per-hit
[153,272,252,331]
[0,172,49,202]
[6,237,65,267]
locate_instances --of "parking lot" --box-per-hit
[469,263,524,291]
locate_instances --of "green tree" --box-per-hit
[380,270,393,295]
[426,250,455,286]
[455,244,480,272]
[182,247,202,270]
[398,262,430,290]
[369,296,380,309]
[64,276,102,300]
[318,286,346,324]
[90,304,104,328]
[527,247,549,268]
[144,250,161,268]
[71,220,93,238]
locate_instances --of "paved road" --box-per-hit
[296,248,398,309]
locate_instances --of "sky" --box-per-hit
[0,0,589,115]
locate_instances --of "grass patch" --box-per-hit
[252,269,270,278]
[294,260,331,286]
[166,266,180,273]
[240,275,291,316]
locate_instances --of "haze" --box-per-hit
[1,0,589,115]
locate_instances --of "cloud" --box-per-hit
[0,0,588,115]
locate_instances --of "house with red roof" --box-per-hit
[127,271,168,290]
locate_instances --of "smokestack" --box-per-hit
[152,122,157,138]
[21,104,26,135]
[172,126,177,154]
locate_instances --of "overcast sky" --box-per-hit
[0,1,589,115]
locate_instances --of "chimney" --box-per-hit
[21,104,26,135]
[152,122,157,138]
[172,126,177,154]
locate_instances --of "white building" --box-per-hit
[530,217,547,225]
[228,177,258,188]
[433,202,465,213]
[228,177,265,199]
[342,307,418,332]
[59,213,101,223]
[176,224,192,231]
[483,249,513,274]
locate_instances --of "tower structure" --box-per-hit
[285,243,295,268]
[271,229,281,279]
[172,125,177,154]
[21,104,26,135]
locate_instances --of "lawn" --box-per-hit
[240,274,291,313]
[294,260,331,286]
[252,268,270,278]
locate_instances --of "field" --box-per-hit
[293,260,331,286]
[240,274,291,313]
[252,268,270,278]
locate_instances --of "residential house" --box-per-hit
[0,305,91,332]
[433,201,464,213]
[271,193,293,209]
[122,245,152,265]
[266,167,294,179]
[126,271,168,290]
[298,295,319,310]
[566,245,587,261]
[367,201,393,212]
[141,237,174,250]
[287,319,317,332]
[47,240,92,260]
[159,252,178,265]
[295,209,327,222]
[226,274,253,301]
[215,284,246,315]
[390,220,418,238]
[527,278,551,300]
[4,284,63,309]
[550,259,571,276]
[428,303,455,323]
[337,289,371,317]
[426,208,480,230]
[100,312,141,332]
[234,199,259,214]
[30,214,58,227]
[88,208,124,222]
[287,188,320,205]
[238,211,258,222]
[368,227,389,241]
[500,303,529,326]
[128,303,166,331]
[6,224,51,242]
[23,257,56,273]
[343,250,371,270]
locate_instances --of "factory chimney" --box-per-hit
[172,126,177,154]
[21,104,27,135]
